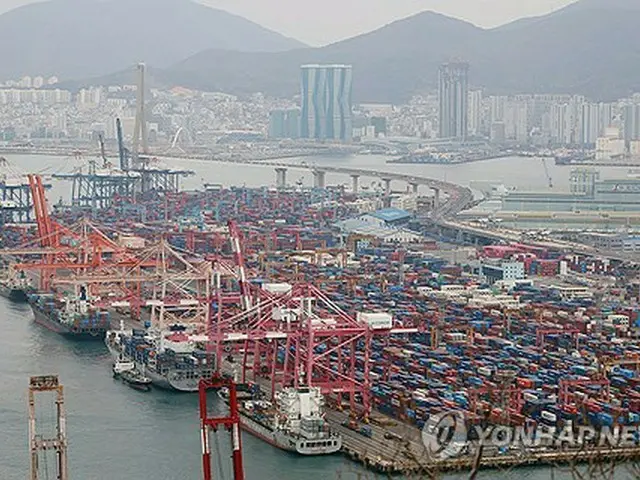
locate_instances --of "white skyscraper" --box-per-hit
[505,100,529,143]
[551,103,573,145]
[624,103,640,143]
[490,96,508,124]
[438,62,469,139]
[598,102,614,134]
[467,90,482,137]
[578,103,600,145]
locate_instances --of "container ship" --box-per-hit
[219,385,342,455]
[28,287,111,339]
[105,324,214,392]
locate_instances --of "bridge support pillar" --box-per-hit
[351,174,360,194]
[381,177,392,207]
[313,170,326,189]
[275,168,287,189]
[381,177,392,196]
[431,187,440,210]
[409,182,419,194]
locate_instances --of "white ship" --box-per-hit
[220,386,342,455]
[106,323,213,392]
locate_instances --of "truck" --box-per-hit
[342,419,373,438]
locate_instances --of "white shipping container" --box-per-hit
[262,283,293,294]
[118,235,145,249]
[541,411,557,423]
[357,312,393,330]
[310,318,337,328]
[441,285,465,292]
[559,261,568,276]
[478,367,493,377]
[607,314,629,325]
[271,307,300,322]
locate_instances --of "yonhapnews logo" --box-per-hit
[421,410,468,460]
[422,409,640,460]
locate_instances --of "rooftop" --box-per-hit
[369,208,412,223]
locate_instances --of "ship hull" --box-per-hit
[107,341,208,392]
[31,306,107,340]
[0,284,28,302]
[219,393,341,455]
[238,412,341,455]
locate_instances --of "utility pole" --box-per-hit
[28,375,68,480]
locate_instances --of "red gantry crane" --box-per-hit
[199,375,244,480]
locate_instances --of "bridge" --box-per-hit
[1,145,475,219]
[249,161,475,219]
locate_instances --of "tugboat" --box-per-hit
[120,369,152,392]
[113,359,152,391]
[219,385,342,455]
[112,358,136,376]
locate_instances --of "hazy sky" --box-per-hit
[201,0,579,45]
[1,0,580,46]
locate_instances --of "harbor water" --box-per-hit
[1,153,638,479]
[6,153,638,204]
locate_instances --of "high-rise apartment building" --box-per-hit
[624,103,640,144]
[505,100,529,143]
[300,64,353,142]
[598,102,614,134]
[578,103,601,146]
[489,96,508,124]
[438,62,469,139]
[467,90,482,137]
[269,108,300,139]
[551,103,573,145]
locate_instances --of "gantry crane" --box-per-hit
[28,375,68,480]
[199,375,244,480]
[558,377,610,407]
[536,327,581,350]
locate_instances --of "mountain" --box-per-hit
[479,0,640,98]
[0,0,305,80]
[134,0,640,102]
[161,11,486,101]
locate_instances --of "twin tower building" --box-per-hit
[270,65,353,143]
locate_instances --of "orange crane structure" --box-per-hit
[1,175,138,291]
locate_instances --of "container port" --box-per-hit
[3,160,640,476]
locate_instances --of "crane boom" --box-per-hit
[116,118,128,171]
[227,220,252,312]
[27,174,56,248]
